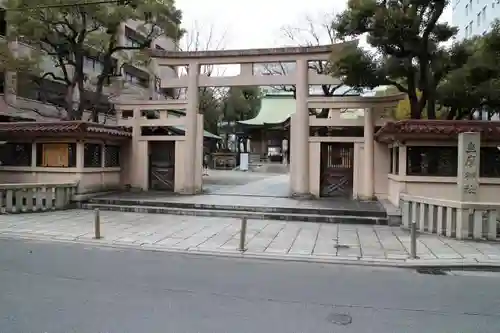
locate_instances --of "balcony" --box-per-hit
[0,94,117,124]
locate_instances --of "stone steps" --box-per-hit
[82,198,388,225]
[88,197,387,217]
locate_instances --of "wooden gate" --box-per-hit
[149,142,175,191]
[320,142,354,197]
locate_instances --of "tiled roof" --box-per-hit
[169,125,221,140]
[0,121,132,137]
[238,95,296,126]
[375,120,500,143]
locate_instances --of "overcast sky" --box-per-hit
[176,0,453,50]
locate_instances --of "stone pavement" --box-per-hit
[95,190,384,213]
[203,170,290,197]
[1,210,500,267]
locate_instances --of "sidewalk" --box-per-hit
[1,210,500,268]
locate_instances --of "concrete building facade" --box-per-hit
[452,0,500,39]
[0,4,179,123]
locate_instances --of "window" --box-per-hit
[406,146,458,177]
[0,143,32,166]
[36,143,76,167]
[84,56,104,73]
[84,143,102,168]
[466,4,469,15]
[480,147,500,177]
[104,145,120,167]
[124,26,151,48]
[394,147,399,174]
[477,12,481,26]
[390,148,393,173]
[482,6,486,22]
[0,9,6,36]
[126,37,142,48]
[84,56,94,69]
[137,77,148,87]
[125,72,133,83]
[125,72,149,88]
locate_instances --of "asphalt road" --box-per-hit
[1,238,499,333]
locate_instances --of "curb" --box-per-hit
[81,203,387,225]
[1,233,500,270]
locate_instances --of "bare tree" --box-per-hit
[178,20,228,78]
[176,20,229,100]
[175,21,229,142]
[262,11,358,117]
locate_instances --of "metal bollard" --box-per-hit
[410,220,417,259]
[239,217,247,252]
[94,208,101,239]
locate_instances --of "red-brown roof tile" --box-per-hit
[375,120,500,143]
[0,121,132,138]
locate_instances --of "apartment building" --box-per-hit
[453,0,500,39]
[0,5,178,123]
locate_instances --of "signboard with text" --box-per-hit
[457,132,480,202]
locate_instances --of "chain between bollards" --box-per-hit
[410,220,417,259]
[94,208,101,239]
[239,217,247,252]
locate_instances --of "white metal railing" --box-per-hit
[400,194,499,240]
[0,182,78,214]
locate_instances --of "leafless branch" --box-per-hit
[261,10,345,99]
[179,20,228,76]
[175,21,229,99]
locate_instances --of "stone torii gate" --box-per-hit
[149,42,356,196]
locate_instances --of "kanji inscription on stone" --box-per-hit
[457,132,480,202]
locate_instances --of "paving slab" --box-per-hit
[94,188,385,214]
[1,209,500,268]
[206,173,290,197]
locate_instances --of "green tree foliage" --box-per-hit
[222,87,262,122]
[329,0,471,119]
[218,87,262,152]
[199,88,222,135]
[375,86,414,119]
[437,21,500,120]
[1,0,184,121]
